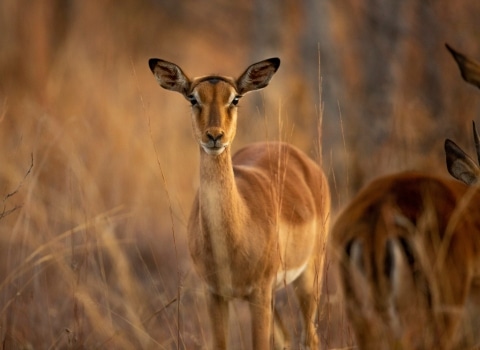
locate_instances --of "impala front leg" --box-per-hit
[249,285,274,349]
[207,292,229,349]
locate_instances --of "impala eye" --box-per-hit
[231,95,241,106]
[187,95,198,106]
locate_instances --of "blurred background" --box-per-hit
[1,0,480,348]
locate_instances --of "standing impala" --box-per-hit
[329,45,480,350]
[148,57,330,349]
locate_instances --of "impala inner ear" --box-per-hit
[236,57,280,94]
[445,138,480,185]
[149,58,191,95]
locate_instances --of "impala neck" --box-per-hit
[198,147,246,240]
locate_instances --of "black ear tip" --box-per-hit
[445,43,457,56]
[444,138,460,152]
[444,138,453,149]
[270,57,281,70]
[263,57,280,71]
[148,58,160,72]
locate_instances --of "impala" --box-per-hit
[329,45,480,350]
[148,57,330,349]
[331,171,480,349]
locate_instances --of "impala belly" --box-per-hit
[275,262,308,289]
[273,221,317,290]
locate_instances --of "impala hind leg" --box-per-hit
[249,286,274,349]
[207,292,229,350]
[273,306,290,350]
[292,261,320,349]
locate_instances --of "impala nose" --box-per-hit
[206,130,224,146]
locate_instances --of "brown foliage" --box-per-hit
[1,0,480,348]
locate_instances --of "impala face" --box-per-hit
[148,58,280,156]
[187,78,238,156]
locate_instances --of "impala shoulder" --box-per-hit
[232,165,272,197]
[331,173,433,239]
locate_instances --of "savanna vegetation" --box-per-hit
[1,1,480,348]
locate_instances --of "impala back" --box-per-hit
[331,172,480,349]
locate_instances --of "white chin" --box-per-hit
[202,146,226,156]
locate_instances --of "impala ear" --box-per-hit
[444,138,480,185]
[445,43,480,89]
[473,120,480,165]
[148,58,191,95]
[236,58,280,95]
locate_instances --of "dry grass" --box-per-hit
[0,3,349,349]
[2,1,480,349]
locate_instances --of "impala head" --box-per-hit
[148,57,280,156]
[445,44,480,185]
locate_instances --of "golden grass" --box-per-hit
[2,1,480,349]
[0,14,336,350]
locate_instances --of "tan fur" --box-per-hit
[149,57,330,349]
[331,172,480,349]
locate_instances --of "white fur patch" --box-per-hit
[275,262,308,289]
